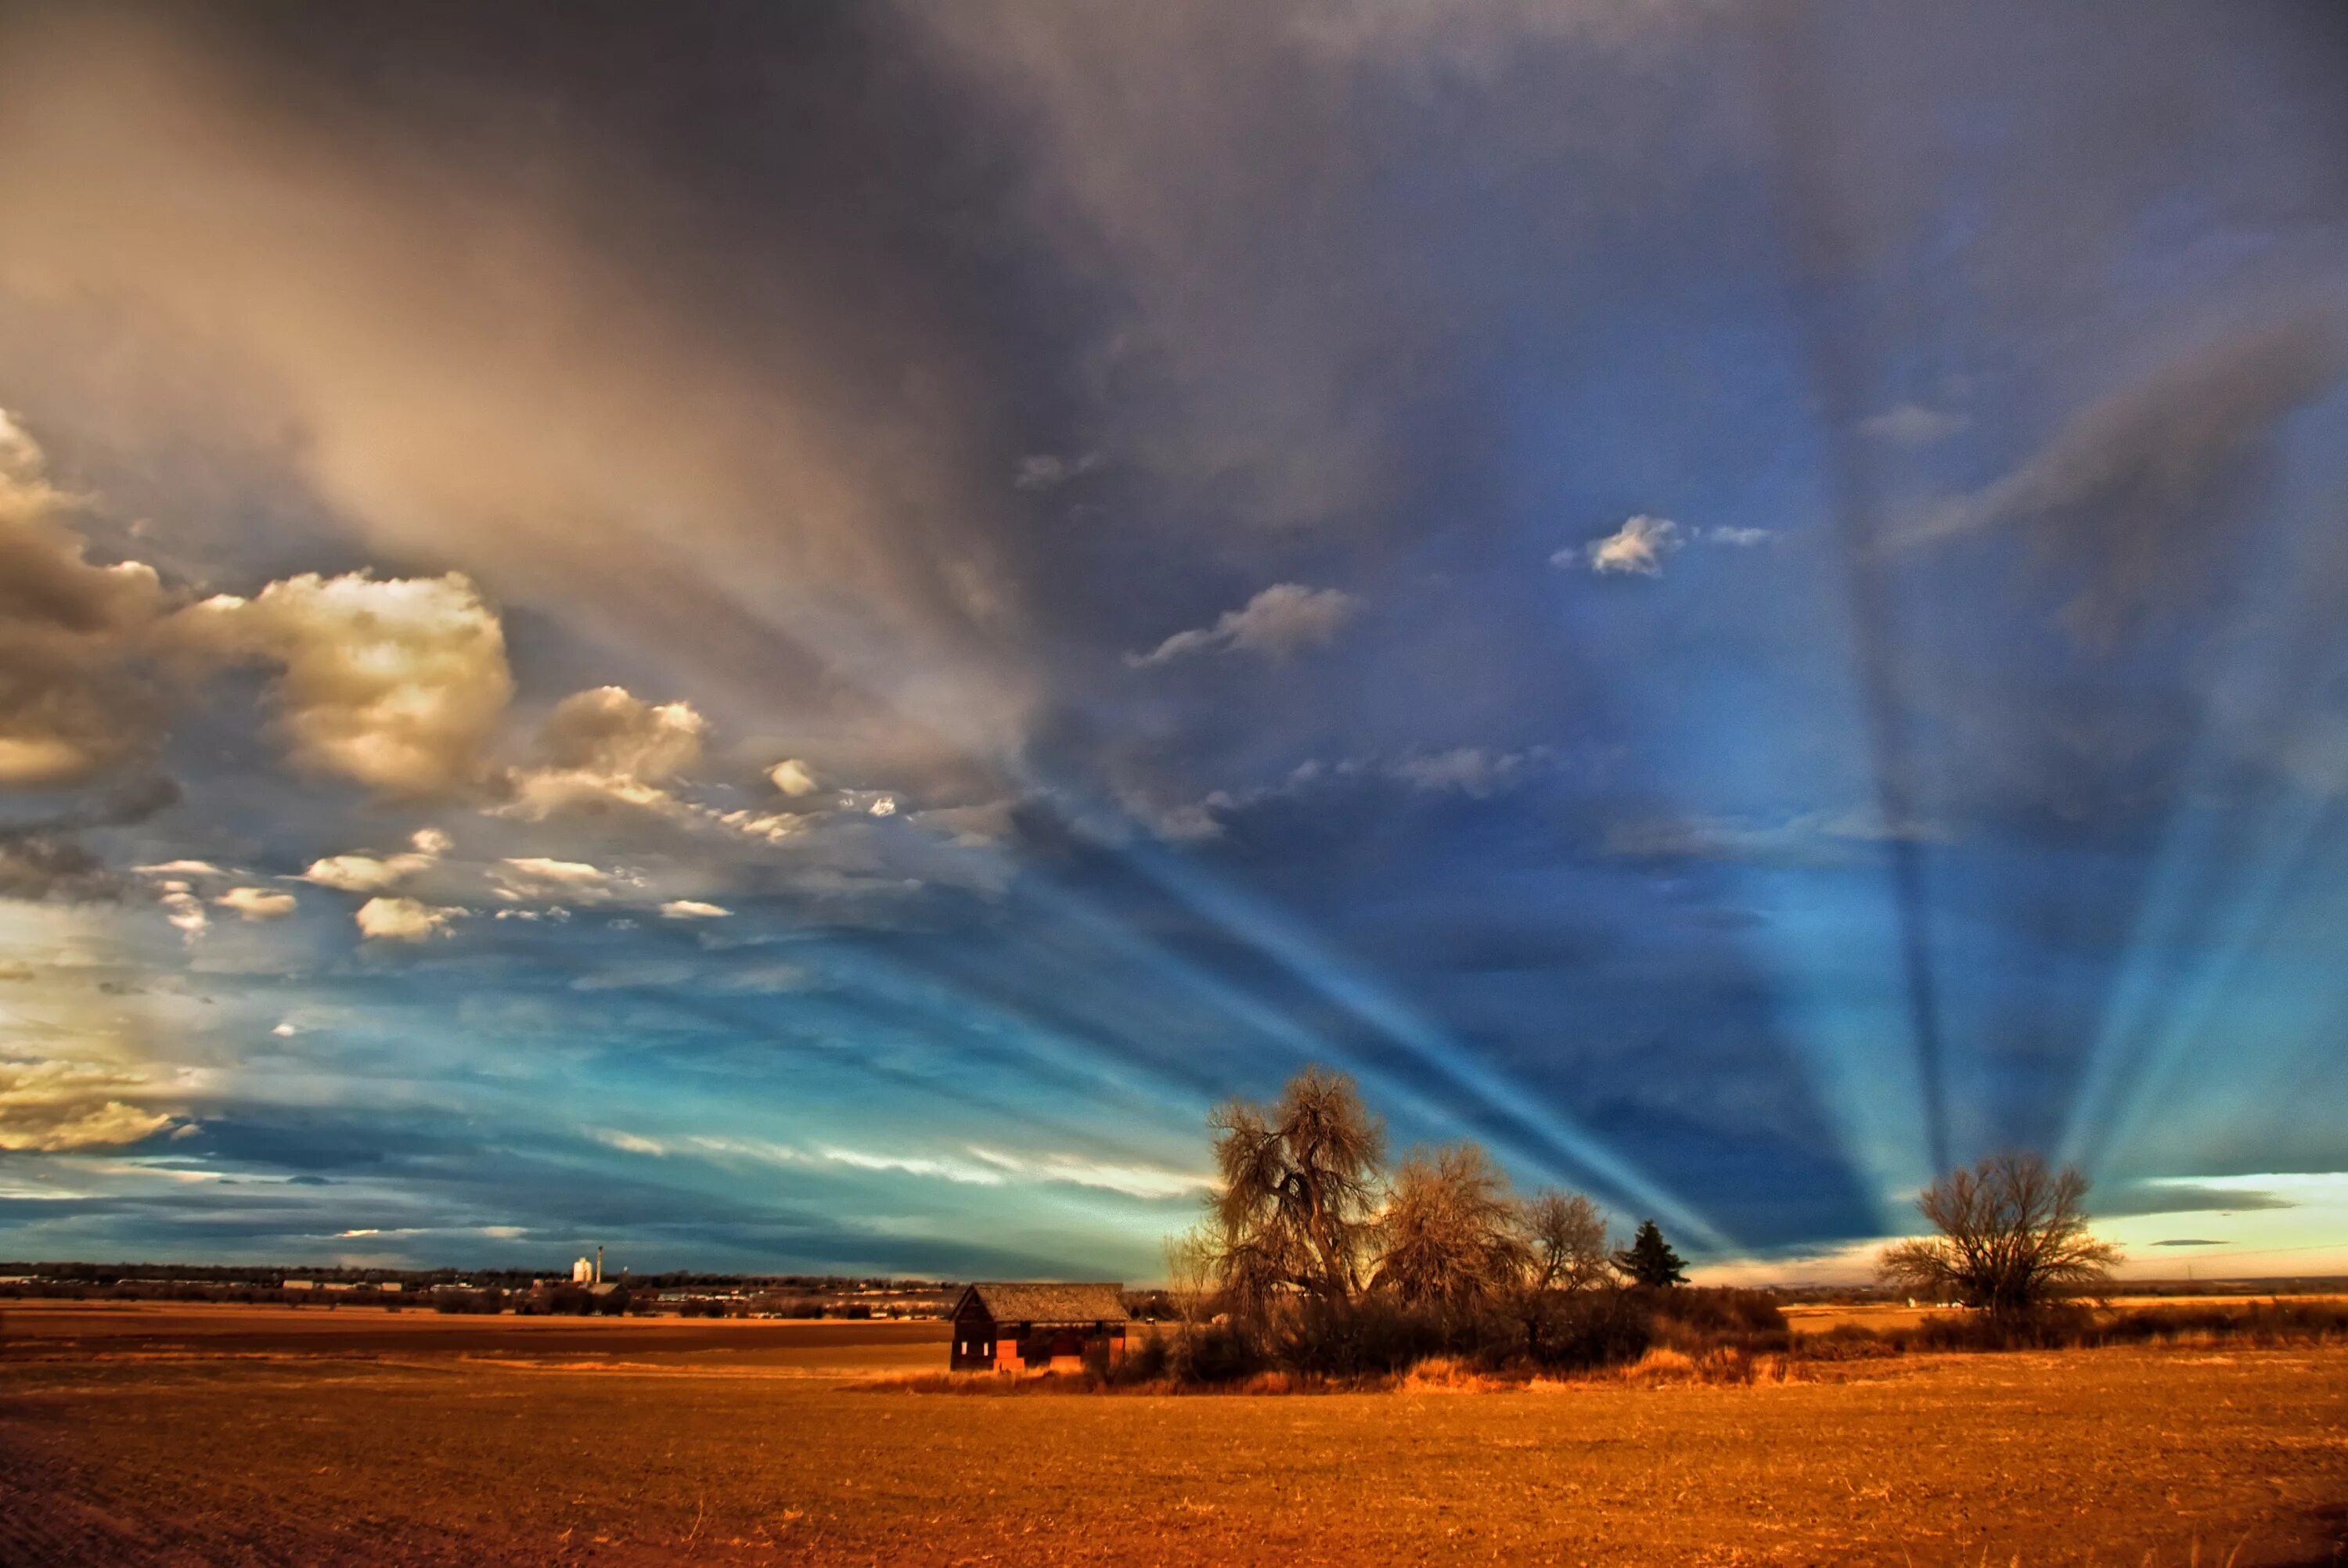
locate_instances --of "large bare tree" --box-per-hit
[1878,1151,2120,1319]
[1205,1065,1386,1322]
[1370,1143,1529,1315]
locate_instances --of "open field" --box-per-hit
[3,1303,2345,1565]
[0,1300,950,1372]
[1780,1295,2348,1339]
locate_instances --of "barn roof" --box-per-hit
[955,1282,1129,1325]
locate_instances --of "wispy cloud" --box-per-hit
[1014,451,1098,491]
[1860,403,1970,447]
[1128,583,1361,666]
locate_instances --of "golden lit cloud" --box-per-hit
[0,411,166,788]
[175,571,513,797]
[354,894,461,942]
[0,1057,172,1152]
[214,886,297,921]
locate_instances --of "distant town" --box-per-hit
[5,1259,2342,1323]
[0,1259,975,1319]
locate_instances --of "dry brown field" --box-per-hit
[1779,1294,2348,1339]
[3,1301,2344,1566]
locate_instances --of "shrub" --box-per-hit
[1795,1322,1902,1361]
[1644,1287,1792,1357]
[431,1288,507,1315]
[1172,1321,1268,1384]
[1116,1330,1173,1384]
[1270,1293,1447,1378]
[1907,1300,2095,1351]
[1396,1356,1504,1394]
[1541,1288,1654,1370]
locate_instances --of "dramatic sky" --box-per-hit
[3,2,2346,1281]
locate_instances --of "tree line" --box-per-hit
[1158,1066,2119,1380]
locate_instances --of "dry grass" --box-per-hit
[2,1303,2344,1564]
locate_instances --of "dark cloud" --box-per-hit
[0,774,180,901]
[0,3,2344,1271]
[1900,297,2348,648]
[2094,1182,2294,1219]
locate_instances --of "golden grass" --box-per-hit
[2,1304,2343,1564]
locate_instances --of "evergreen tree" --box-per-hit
[1613,1218,1687,1288]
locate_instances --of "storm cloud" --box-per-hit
[0,2,2343,1278]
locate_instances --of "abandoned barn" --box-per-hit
[949,1282,1130,1372]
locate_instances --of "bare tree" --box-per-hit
[1205,1065,1386,1322]
[1161,1228,1216,1352]
[1512,1189,1615,1358]
[1370,1143,1529,1316]
[1878,1151,2120,1319]
[1524,1190,1614,1294]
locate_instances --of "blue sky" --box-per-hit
[2,1,2346,1281]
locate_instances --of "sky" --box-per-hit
[2,1,2346,1283]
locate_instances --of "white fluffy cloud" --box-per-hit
[1128,582,1361,666]
[175,571,513,796]
[1559,516,1774,577]
[658,899,730,919]
[215,886,297,921]
[1572,514,1682,576]
[354,894,461,942]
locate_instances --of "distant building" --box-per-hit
[572,1257,596,1284]
[949,1282,1129,1372]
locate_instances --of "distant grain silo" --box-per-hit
[572,1256,594,1284]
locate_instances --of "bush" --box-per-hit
[1643,1287,1792,1354]
[1172,1322,1268,1384]
[1270,1294,1450,1379]
[1907,1300,2095,1351]
[430,1288,507,1315]
[1540,1289,1653,1371]
[2098,1300,2348,1347]
[1115,1329,1173,1384]
[1795,1322,1903,1361]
